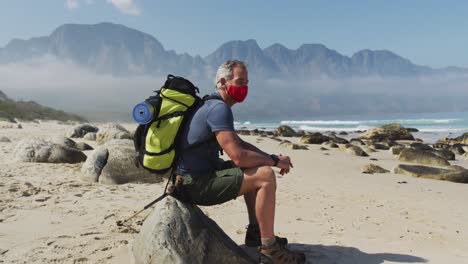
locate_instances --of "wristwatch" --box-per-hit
[270,154,279,166]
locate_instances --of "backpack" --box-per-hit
[133,74,221,174]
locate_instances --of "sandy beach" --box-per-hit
[1,121,468,264]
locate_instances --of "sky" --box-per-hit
[0,0,467,68]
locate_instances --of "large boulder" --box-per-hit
[48,136,93,151]
[97,139,162,184]
[81,147,109,182]
[83,132,97,141]
[276,125,297,137]
[13,139,86,163]
[96,124,132,145]
[451,144,466,155]
[430,149,455,161]
[389,146,405,155]
[67,124,99,138]
[393,164,468,183]
[409,142,433,151]
[300,133,330,144]
[368,143,389,150]
[437,132,468,145]
[132,196,256,264]
[350,138,365,146]
[454,132,468,145]
[49,136,78,149]
[398,149,450,167]
[346,146,369,157]
[328,135,349,144]
[360,123,414,141]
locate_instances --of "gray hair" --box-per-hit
[214,59,248,89]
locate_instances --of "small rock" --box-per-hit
[361,164,389,174]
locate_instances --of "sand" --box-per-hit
[1,121,468,264]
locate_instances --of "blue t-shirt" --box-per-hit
[176,93,234,176]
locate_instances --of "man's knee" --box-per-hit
[257,166,276,186]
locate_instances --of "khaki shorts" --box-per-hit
[181,162,244,206]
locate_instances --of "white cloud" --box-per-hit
[107,0,141,16]
[66,0,79,9]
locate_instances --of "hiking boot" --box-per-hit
[245,224,288,247]
[259,240,306,264]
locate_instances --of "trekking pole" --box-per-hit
[116,192,168,226]
[116,174,173,227]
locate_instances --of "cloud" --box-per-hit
[66,0,79,9]
[107,0,141,16]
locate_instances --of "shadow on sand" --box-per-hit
[241,243,428,264]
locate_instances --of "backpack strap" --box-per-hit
[183,94,224,154]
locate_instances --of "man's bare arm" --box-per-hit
[216,130,274,168]
[240,138,269,156]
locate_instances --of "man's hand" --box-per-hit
[277,155,293,176]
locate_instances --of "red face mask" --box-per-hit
[227,84,248,103]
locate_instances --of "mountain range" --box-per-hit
[1,22,468,121]
[1,22,467,79]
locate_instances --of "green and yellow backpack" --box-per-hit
[133,74,220,174]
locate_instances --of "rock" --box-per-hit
[17,124,22,129]
[98,139,162,184]
[319,147,328,151]
[410,142,433,151]
[328,135,349,144]
[49,136,78,149]
[13,139,86,163]
[238,130,251,136]
[361,164,389,174]
[299,133,329,144]
[393,164,468,183]
[433,143,451,149]
[81,148,109,182]
[0,136,11,142]
[437,132,468,145]
[398,149,450,167]
[360,123,414,141]
[430,149,455,161]
[451,144,466,155]
[414,138,424,142]
[390,146,405,155]
[362,146,377,153]
[279,141,308,150]
[406,127,419,132]
[454,132,468,145]
[350,138,365,146]
[76,142,93,151]
[96,124,132,145]
[346,146,369,157]
[132,196,255,264]
[322,141,339,148]
[338,131,348,135]
[276,125,297,137]
[368,143,389,150]
[67,124,99,138]
[270,137,282,142]
[83,132,97,141]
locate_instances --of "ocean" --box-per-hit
[234,111,468,144]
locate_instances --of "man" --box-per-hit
[177,60,306,264]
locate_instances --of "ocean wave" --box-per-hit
[297,125,372,132]
[281,118,463,126]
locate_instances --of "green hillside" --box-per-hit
[0,91,87,122]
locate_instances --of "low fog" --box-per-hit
[2,57,468,121]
